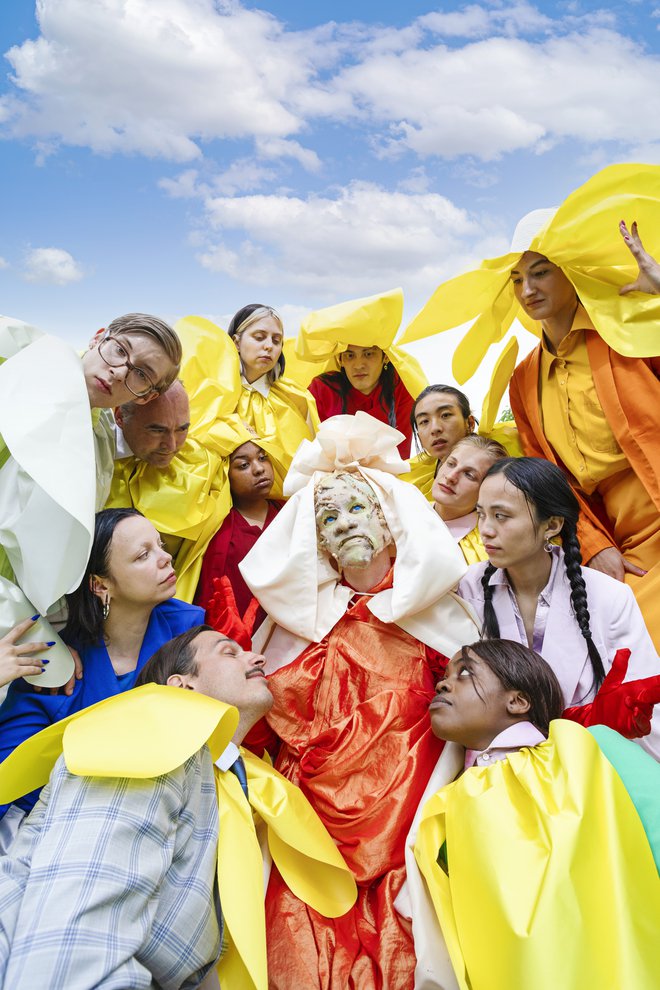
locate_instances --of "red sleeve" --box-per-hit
[309,376,343,422]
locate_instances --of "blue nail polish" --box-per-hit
[42,659,50,664]
[30,614,39,621]
[45,641,56,647]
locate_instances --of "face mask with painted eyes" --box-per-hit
[314,473,393,569]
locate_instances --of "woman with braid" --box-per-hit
[457,457,660,759]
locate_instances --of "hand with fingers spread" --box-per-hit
[0,615,55,687]
[205,576,259,651]
[563,648,660,738]
[619,220,660,296]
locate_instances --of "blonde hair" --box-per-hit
[451,433,508,462]
[227,304,285,383]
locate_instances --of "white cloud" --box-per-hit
[22,247,84,285]
[194,180,504,299]
[3,0,326,162]
[330,27,660,160]
[0,257,9,269]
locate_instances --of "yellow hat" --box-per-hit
[287,288,428,400]
[399,163,660,383]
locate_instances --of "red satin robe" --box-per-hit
[309,372,415,457]
[263,569,447,989]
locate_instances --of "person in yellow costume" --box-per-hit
[400,163,660,650]
[405,638,660,990]
[286,288,428,457]
[0,624,356,990]
[175,307,318,499]
[106,380,229,602]
[431,435,507,564]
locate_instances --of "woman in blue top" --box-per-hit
[0,508,204,826]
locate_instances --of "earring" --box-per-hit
[383,361,390,370]
[102,595,110,619]
[543,539,554,553]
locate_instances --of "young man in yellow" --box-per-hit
[400,164,660,649]
[0,626,356,990]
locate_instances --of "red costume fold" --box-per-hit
[264,571,447,989]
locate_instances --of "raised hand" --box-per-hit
[619,220,660,295]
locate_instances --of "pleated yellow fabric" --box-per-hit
[400,164,660,383]
[215,749,358,990]
[414,719,660,990]
[457,525,488,565]
[403,452,436,501]
[288,288,429,400]
[0,686,239,804]
[175,314,317,498]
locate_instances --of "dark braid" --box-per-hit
[480,562,501,639]
[481,457,605,691]
[561,525,606,689]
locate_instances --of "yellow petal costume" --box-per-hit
[399,163,660,383]
[287,287,428,398]
[413,720,660,990]
[175,315,317,499]
[0,685,356,990]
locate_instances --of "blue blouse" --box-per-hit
[0,598,204,817]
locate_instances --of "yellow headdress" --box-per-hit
[399,163,660,384]
[285,288,428,399]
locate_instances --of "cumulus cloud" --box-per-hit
[3,1,658,168]
[192,180,504,298]
[22,247,84,285]
[3,0,328,162]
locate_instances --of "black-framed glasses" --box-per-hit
[97,333,157,397]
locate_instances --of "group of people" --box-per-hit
[0,162,659,989]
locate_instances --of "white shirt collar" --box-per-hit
[113,424,134,460]
[241,373,271,398]
[215,741,241,773]
[464,721,546,771]
[442,511,478,542]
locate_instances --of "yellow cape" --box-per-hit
[286,288,428,401]
[216,749,357,990]
[400,163,660,383]
[414,719,660,990]
[175,315,317,498]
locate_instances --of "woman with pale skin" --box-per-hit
[0,508,204,825]
[407,384,476,500]
[457,457,660,759]
[431,434,507,564]
[227,304,318,488]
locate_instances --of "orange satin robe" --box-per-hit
[263,570,446,990]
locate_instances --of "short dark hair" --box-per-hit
[62,508,142,648]
[410,384,474,456]
[461,638,564,735]
[135,624,214,687]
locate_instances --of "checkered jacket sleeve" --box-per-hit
[0,748,221,989]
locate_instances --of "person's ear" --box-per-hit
[544,514,564,541]
[114,406,124,428]
[506,690,531,717]
[89,575,109,601]
[87,328,105,350]
[166,673,188,689]
[467,415,476,433]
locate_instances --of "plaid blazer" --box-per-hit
[0,747,222,989]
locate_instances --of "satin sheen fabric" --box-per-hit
[263,570,447,989]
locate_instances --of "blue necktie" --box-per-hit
[230,755,249,799]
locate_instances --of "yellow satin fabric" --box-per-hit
[414,720,660,990]
[106,441,231,602]
[286,288,428,401]
[457,525,488,565]
[175,314,316,499]
[400,164,660,383]
[215,749,357,990]
[404,452,436,501]
[0,686,239,805]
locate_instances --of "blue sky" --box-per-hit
[2,0,660,404]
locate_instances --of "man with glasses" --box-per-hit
[0,312,182,695]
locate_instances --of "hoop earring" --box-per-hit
[102,596,110,620]
[543,540,554,553]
